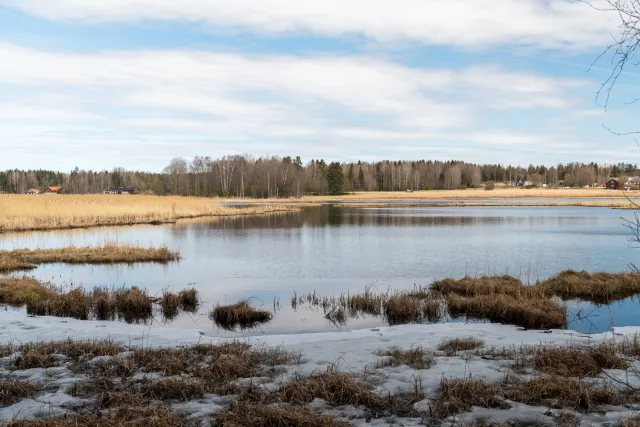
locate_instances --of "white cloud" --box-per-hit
[0,42,617,170]
[1,0,617,49]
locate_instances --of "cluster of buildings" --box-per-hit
[25,186,140,195]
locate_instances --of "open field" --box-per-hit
[0,243,179,273]
[0,195,302,233]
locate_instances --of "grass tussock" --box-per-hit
[431,377,507,418]
[210,300,273,330]
[618,334,640,357]
[214,402,344,427]
[0,194,300,233]
[12,339,122,369]
[533,344,627,377]
[447,293,567,329]
[0,379,39,405]
[6,406,197,427]
[505,376,620,412]
[438,337,485,356]
[375,346,436,370]
[540,270,640,304]
[136,378,205,401]
[178,288,199,312]
[432,275,548,298]
[0,243,180,273]
[0,276,55,305]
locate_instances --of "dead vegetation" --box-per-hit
[431,377,507,418]
[375,346,436,370]
[438,337,485,356]
[0,243,180,273]
[210,300,274,330]
[533,344,627,377]
[540,270,640,304]
[214,402,345,427]
[0,276,55,305]
[0,378,39,405]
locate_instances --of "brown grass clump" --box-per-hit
[447,293,567,329]
[506,376,619,412]
[618,334,640,357]
[6,406,196,427]
[14,348,56,370]
[431,377,507,418]
[214,402,344,427]
[540,270,640,304]
[178,288,199,312]
[0,379,39,405]
[534,344,627,377]
[13,339,121,369]
[136,378,205,401]
[210,300,273,330]
[0,243,180,272]
[375,346,436,370]
[92,287,117,320]
[0,276,55,305]
[438,337,485,356]
[26,288,93,320]
[384,295,422,325]
[620,418,640,427]
[280,365,385,409]
[114,286,153,321]
[432,276,549,299]
[325,306,347,325]
[161,290,181,318]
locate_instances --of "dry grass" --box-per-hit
[447,293,567,330]
[384,295,422,325]
[214,402,345,427]
[618,334,640,357]
[0,194,301,233]
[0,379,39,405]
[533,344,627,377]
[6,406,197,427]
[505,376,620,412]
[0,276,55,305]
[10,339,122,369]
[540,270,640,304]
[0,243,179,273]
[432,276,549,299]
[431,377,506,418]
[178,288,199,312]
[375,346,436,370]
[438,337,485,356]
[210,300,273,330]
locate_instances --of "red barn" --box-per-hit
[43,186,62,194]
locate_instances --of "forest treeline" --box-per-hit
[1,156,637,197]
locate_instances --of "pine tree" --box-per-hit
[326,162,344,195]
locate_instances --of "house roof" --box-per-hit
[27,188,40,192]
[607,178,619,182]
[45,186,62,192]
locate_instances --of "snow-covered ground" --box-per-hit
[1,310,640,426]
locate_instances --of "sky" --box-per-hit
[0,0,638,172]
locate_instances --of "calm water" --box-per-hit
[1,205,639,336]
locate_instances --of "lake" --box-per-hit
[1,205,639,336]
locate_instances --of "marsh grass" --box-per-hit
[533,344,627,377]
[375,346,436,370]
[161,290,181,318]
[210,300,273,330]
[0,277,55,305]
[438,337,485,356]
[178,288,199,312]
[618,334,640,357]
[432,276,551,299]
[447,293,567,329]
[214,402,344,427]
[0,379,39,405]
[431,377,507,418]
[0,194,301,233]
[540,270,640,304]
[0,243,180,273]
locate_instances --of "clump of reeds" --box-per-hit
[432,275,549,298]
[505,376,619,412]
[210,300,273,330]
[161,290,181,319]
[0,276,55,305]
[438,337,485,356]
[178,288,199,312]
[447,293,567,329]
[533,344,627,377]
[431,377,507,418]
[384,295,422,325]
[136,378,205,401]
[0,243,180,273]
[540,270,640,304]
[375,346,436,370]
[26,288,93,320]
[618,334,640,357]
[214,402,342,427]
[325,306,347,325]
[113,286,153,321]
[0,379,39,405]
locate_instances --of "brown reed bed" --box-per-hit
[431,377,507,418]
[447,293,567,329]
[0,379,39,405]
[214,402,345,427]
[438,337,485,356]
[540,270,640,304]
[375,346,436,370]
[210,300,273,330]
[0,243,180,273]
[0,194,301,233]
[160,288,199,318]
[618,334,640,357]
[0,276,55,305]
[432,275,550,299]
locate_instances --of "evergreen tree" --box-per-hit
[326,162,344,195]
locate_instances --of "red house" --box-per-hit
[43,186,63,194]
[605,178,620,190]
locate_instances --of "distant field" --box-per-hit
[0,195,300,233]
